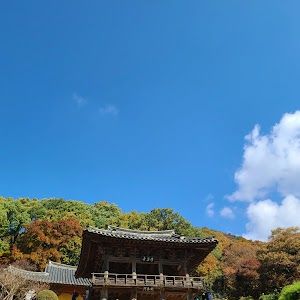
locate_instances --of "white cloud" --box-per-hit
[99,105,119,116]
[228,111,300,241]
[73,92,87,107]
[243,195,300,241]
[206,203,215,217]
[220,207,235,219]
[229,111,300,202]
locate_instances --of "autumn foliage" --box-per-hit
[257,227,300,293]
[15,218,83,269]
[1,197,300,299]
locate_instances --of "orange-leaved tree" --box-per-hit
[14,218,83,270]
[257,227,300,293]
[219,240,261,299]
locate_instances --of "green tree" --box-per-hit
[0,197,32,244]
[0,198,10,255]
[111,211,148,230]
[143,208,194,235]
[40,198,94,227]
[91,201,122,228]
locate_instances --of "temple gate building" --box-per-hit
[76,226,218,300]
[8,225,218,300]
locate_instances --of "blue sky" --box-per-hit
[2,1,300,241]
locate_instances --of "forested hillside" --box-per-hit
[1,197,300,299]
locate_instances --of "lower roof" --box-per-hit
[8,261,91,287]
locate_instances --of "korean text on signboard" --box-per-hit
[141,256,154,262]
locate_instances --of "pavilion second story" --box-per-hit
[75,226,218,290]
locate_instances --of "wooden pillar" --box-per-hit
[101,271,108,286]
[85,288,91,300]
[184,260,188,276]
[131,255,137,285]
[158,257,163,275]
[104,255,109,272]
[130,288,137,300]
[184,249,189,276]
[159,253,163,283]
[160,289,166,300]
[132,256,136,273]
[101,287,108,300]
[187,289,193,300]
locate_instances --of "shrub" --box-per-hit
[259,291,280,300]
[36,290,58,300]
[278,281,300,300]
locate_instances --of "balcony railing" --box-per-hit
[92,273,204,289]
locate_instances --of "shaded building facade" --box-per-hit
[76,226,218,300]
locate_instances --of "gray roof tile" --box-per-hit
[8,261,91,286]
[87,225,218,244]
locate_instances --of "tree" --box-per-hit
[0,198,10,256]
[40,198,94,227]
[91,201,122,228]
[143,208,194,235]
[0,266,48,300]
[0,197,46,248]
[15,218,83,269]
[197,253,222,290]
[218,241,261,299]
[257,227,300,293]
[111,211,148,230]
[0,197,28,245]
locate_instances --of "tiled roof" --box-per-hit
[8,261,91,286]
[76,226,218,278]
[87,225,218,244]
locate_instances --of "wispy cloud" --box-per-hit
[206,203,215,217]
[73,92,87,107]
[205,194,214,202]
[99,105,119,116]
[220,207,235,219]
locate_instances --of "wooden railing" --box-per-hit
[92,273,204,289]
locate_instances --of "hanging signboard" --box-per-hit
[141,256,154,262]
